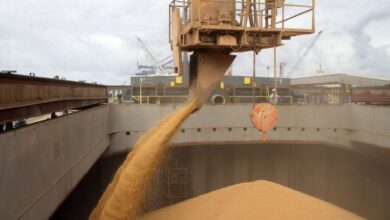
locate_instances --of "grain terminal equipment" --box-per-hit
[169,0,315,107]
[2,1,390,220]
[86,1,317,219]
[170,0,315,73]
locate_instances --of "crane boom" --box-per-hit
[136,36,168,76]
[288,30,323,78]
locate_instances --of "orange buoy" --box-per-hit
[250,103,279,142]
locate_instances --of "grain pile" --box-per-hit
[89,98,198,220]
[139,181,363,220]
[88,50,360,219]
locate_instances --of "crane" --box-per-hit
[287,30,323,78]
[158,55,174,69]
[136,36,169,76]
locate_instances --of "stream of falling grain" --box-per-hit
[89,98,198,220]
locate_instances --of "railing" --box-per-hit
[299,94,351,105]
[132,96,190,104]
[132,95,293,105]
[229,95,293,104]
[169,0,315,42]
[169,0,191,44]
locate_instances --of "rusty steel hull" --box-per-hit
[0,74,107,123]
[351,86,390,104]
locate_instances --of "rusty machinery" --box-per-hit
[169,0,315,107]
[169,0,315,136]
[169,0,316,69]
[0,74,107,126]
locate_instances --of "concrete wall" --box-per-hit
[1,102,389,219]
[168,143,390,220]
[0,105,109,220]
[105,103,390,220]
[51,154,127,220]
[51,142,390,220]
[108,104,390,156]
[105,103,390,219]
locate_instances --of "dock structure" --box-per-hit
[0,74,107,125]
[1,73,390,219]
[2,0,390,219]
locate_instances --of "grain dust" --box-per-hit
[89,98,198,220]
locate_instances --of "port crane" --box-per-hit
[287,30,323,78]
[136,36,170,76]
[136,55,174,76]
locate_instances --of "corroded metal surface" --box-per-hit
[351,86,390,104]
[0,74,107,123]
[169,0,315,62]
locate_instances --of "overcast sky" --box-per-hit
[1,0,390,84]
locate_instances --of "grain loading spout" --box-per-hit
[170,0,316,106]
[190,52,236,108]
[90,1,316,219]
